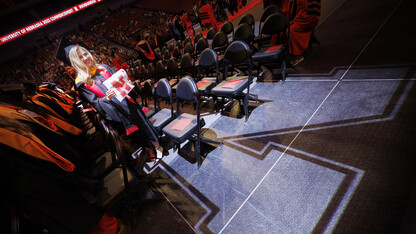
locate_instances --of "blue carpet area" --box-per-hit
[127,0,416,233]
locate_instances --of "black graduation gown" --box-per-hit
[75,64,158,143]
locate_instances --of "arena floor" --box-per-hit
[124,0,416,233]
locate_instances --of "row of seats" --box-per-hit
[133,40,263,167]
[0,84,153,232]
[134,12,290,116]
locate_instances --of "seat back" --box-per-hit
[206,27,217,40]
[195,37,209,55]
[155,60,165,79]
[154,47,161,55]
[259,12,290,47]
[238,13,255,28]
[176,76,199,103]
[220,21,234,38]
[198,48,220,82]
[155,78,173,100]
[261,12,289,35]
[260,4,281,22]
[168,44,174,52]
[198,48,219,68]
[163,50,171,61]
[180,53,195,77]
[176,41,182,50]
[234,23,254,44]
[173,46,181,60]
[140,79,154,106]
[166,57,179,80]
[212,31,228,53]
[223,40,252,66]
[154,78,174,117]
[183,37,192,47]
[194,32,203,44]
[258,4,281,35]
[146,63,154,79]
[183,42,194,55]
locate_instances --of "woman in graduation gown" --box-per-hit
[69,45,164,161]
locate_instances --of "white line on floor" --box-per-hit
[218,0,404,232]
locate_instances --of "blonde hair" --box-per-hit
[68,45,104,85]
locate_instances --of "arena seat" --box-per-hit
[162,77,221,167]
[252,13,290,82]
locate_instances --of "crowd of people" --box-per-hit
[0,0,254,93]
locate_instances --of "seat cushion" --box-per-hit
[211,76,249,96]
[252,45,285,62]
[162,113,197,143]
[197,78,216,93]
[149,108,173,132]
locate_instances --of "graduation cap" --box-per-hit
[55,37,91,65]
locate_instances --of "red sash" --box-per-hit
[136,41,155,60]
[84,69,135,103]
[85,69,141,135]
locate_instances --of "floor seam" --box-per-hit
[218,0,404,232]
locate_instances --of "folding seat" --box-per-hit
[234,23,255,45]
[220,21,234,41]
[179,53,195,78]
[168,44,174,53]
[176,41,182,50]
[139,64,148,80]
[183,42,195,58]
[211,31,229,72]
[163,49,171,62]
[194,32,203,45]
[138,79,156,117]
[154,47,161,55]
[95,126,139,213]
[183,37,193,47]
[161,46,167,55]
[195,37,209,60]
[155,60,166,80]
[147,63,155,80]
[165,57,180,86]
[162,77,221,167]
[211,41,261,121]
[148,78,175,133]
[238,13,255,34]
[89,115,119,178]
[252,13,290,82]
[196,48,220,96]
[206,27,217,45]
[212,31,229,55]
[253,4,281,46]
[172,46,181,61]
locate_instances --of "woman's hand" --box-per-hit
[106,89,116,101]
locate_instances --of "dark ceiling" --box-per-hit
[0,0,86,36]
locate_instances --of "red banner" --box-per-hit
[0,0,102,45]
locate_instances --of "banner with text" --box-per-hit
[0,0,102,45]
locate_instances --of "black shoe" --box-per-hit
[289,56,304,67]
